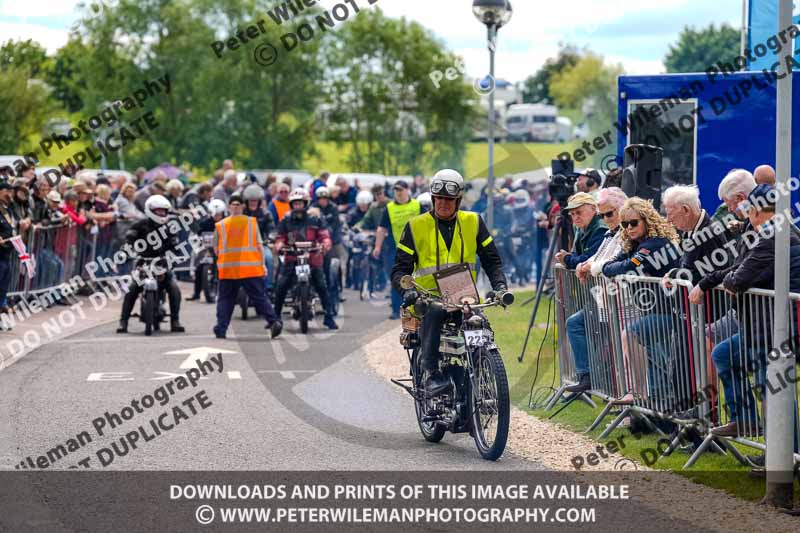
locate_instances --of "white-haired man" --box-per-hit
[663,185,729,289]
[711,169,757,239]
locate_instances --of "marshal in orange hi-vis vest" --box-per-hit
[215,215,266,280]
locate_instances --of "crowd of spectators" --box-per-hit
[555,163,797,460]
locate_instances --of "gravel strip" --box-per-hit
[362,323,800,532]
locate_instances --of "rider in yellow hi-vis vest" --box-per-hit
[391,169,508,397]
[373,180,422,319]
[212,194,282,340]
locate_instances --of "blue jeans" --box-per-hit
[566,310,589,375]
[711,334,761,424]
[628,314,676,397]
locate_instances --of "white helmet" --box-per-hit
[243,184,264,202]
[417,192,432,209]
[144,194,171,224]
[430,169,464,199]
[513,189,530,208]
[316,186,331,199]
[288,187,310,208]
[356,190,373,206]
[208,198,227,217]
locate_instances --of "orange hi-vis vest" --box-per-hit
[215,215,266,280]
[272,198,290,221]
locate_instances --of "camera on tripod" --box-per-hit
[548,158,577,207]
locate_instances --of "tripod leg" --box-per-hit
[518,224,561,363]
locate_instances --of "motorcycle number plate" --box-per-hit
[512,237,522,246]
[463,329,492,348]
[295,264,311,276]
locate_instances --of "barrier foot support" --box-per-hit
[543,385,568,411]
[683,433,725,469]
[719,438,752,466]
[599,407,630,439]
[585,401,616,433]
[547,392,582,420]
[661,426,691,458]
[577,392,597,409]
[632,411,667,437]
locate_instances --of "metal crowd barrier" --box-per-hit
[551,264,800,469]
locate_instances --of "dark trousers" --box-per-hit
[273,266,333,318]
[420,306,450,372]
[120,272,181,322]
[0,257,10,307]
[215,276,278,334]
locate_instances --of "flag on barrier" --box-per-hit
[10,235,35,279]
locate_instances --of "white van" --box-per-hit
[505,104,559,142]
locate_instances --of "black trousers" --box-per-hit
[419,306,451,372]
[273,266,333,318]
[120,272,181,322]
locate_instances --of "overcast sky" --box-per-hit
[0,0,744,81]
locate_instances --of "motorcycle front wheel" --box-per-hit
[143,290,157,337]
[471,348,510,460]
[411,349,446,443]
[299,283,310,334]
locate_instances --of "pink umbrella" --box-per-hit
[143,163,183,183]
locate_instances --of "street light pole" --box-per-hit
[765,0,795,509]
[487,24,497,231]
[473,0,512,232]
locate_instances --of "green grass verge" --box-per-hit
[486,291,798,504]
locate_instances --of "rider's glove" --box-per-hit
[402,289,418,308]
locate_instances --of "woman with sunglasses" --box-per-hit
[603,197,681,405]
[575,188,628,282]
[564,188,629,394]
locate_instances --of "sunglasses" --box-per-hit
[599,210,616,219]
[620,219,641,229]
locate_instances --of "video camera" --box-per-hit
[548,158,577,208]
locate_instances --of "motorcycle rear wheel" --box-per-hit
[471,348,510,460]
[200,264,218,303]
[411,349,446,443]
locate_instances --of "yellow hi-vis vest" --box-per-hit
[386,199,421,245]
[215,215,266,280]
[399,210,491,293]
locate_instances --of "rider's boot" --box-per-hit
[170,318,185,333]
[424,370,450,398]
[116,320,128,334]
[267,319,283,339]
[323,314,338,330]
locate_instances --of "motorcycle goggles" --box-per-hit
[430,180,462,197]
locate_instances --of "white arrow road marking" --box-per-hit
[256,370,316,380]
[163,346,238,369]
[270,340,286,364]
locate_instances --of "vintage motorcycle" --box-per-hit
[132,257,170,336]
[279,241,322,334]
[392,275,514,460]
[195,232,218,303]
